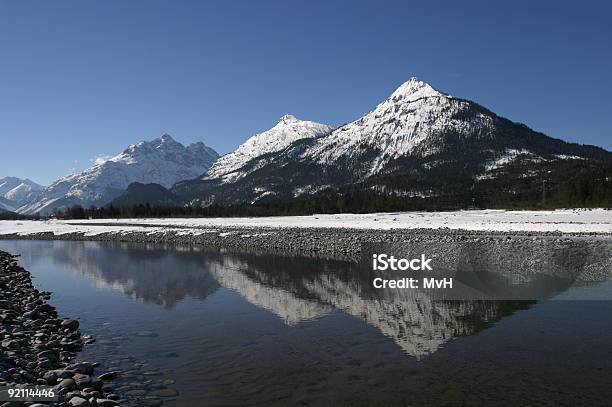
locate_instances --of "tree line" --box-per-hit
[54,172,610,220]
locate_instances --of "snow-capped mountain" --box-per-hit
[19,135,218,215]
[172,77,611,207]
[0,177,45,208]
[302,78,483,175]
[205,114,333,182]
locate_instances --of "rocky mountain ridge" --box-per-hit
[18,135,218,215]
[170,78,611,208]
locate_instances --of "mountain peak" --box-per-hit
[154,134,180,146]
[389,77,448,102]
[205,116,333,181]
[278,114,298,124]
[124,134,180,155]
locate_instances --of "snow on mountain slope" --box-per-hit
[303,77,493,176]
[174,77,610,208]
[205,114,333,182]
[18,135,218,215]
[0,177,45,207]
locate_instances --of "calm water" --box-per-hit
[1,240,611,407]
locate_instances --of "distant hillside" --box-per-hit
[111,183,181,207]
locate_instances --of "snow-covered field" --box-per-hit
[0,209,611,237]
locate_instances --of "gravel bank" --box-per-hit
[1,227,610,260]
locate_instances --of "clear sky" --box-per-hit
[1,0,610,185]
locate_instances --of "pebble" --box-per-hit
[59,378,77,391]
[61,319,80,331]
[68,396,90,406]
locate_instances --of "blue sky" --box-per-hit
[1,0,610,185]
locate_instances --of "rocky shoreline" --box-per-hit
[0,226,610,260]
[0,250,120,407]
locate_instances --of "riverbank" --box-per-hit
[1,226,611,264]
[0,210,610,259]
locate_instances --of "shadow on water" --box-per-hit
[1,238,611,406]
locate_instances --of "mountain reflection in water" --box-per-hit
[3,238,612,406]
[13,239,609,359]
